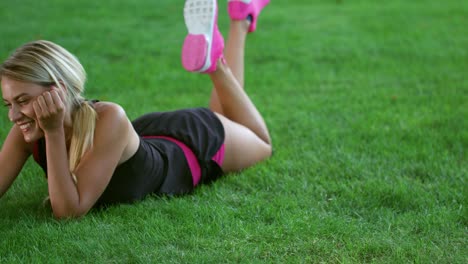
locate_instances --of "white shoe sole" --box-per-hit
[183,0,217,72]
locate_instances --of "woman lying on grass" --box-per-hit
[0,0,271,218]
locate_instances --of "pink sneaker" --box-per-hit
[228,0,270,32]
[182,0,224,73]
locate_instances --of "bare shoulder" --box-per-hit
[92,101,127,118]
[92,101,130,134]
[91,101,139,163]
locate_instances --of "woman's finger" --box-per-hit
[32,100,41,118]
[52,86,67,105]
[36,95,50,116]
[43,91,54,106]
[50,89,65,110]
[44,91,59,114]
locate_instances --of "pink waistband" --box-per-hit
[142,136,225,186]
[211,143,225,167]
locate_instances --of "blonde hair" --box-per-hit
[0,40,97,179]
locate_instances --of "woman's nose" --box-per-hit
[9,105,23,122]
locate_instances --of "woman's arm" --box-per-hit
[48,105,131,218]
[35,89,133,218]
[0,126,30,198]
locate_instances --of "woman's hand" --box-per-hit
[32,87,67,132]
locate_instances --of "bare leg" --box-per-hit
[216,112,272,172]
[209,20,249,114]
[209,60,272,172]
[210,62,270,145]
[225,20,249,87]
[206,18,271,172]
[181,0,271,171]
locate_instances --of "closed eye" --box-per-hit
[18,99,29,106]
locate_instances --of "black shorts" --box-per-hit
[132,107,225,185]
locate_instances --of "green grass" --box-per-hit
[0,0,466,262]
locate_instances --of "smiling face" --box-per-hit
[1,76,49,142]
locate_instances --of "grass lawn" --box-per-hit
[0,0,466,262]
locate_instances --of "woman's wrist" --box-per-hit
[44,127,66,139]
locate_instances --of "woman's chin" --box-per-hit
[23,134,38,143]
[22,127,44,143]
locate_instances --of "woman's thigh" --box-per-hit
[215,114,272,172]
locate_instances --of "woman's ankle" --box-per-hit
[230,19,251,33]
[209,58,229,76]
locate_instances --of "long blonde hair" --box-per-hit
[0,40,97,178]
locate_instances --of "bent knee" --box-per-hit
[221,135,272,172]
[217,114,272,172]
